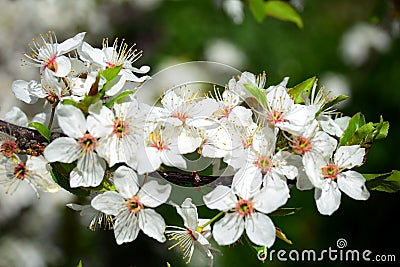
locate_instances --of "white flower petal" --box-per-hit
[11,80,39,104]
[57,105,87,138]
[334,145,365,169]
[114,211,140,244]
[245,213,276,247]
[253,175,290,214]
[52,56,71,77]
[337,171,370,200]
[138,181,171,208]
[5,106,28,127]
[203,185,237,211]
[232,165,262,199]
[138,209,166,242]
[213,213,244,246]
[73,152,105,187]
[136,146,162,174]
[44,137,81,163]
[160,150,187,169]
[315,180,341,216]
[174,198,198,230]
[113,166,140,198]
[57,32,86,55]
[91,191,125,216]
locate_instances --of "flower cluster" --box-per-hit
[0,32,391,266]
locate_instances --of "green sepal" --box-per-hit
[287,76,316,104]
[28,122,51,142]
[50,162,90,197]
[244,83,267,107]
[364,170,400,193]
[264,0,304,28]
[269,207,302,216]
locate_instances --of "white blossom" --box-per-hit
[91,166,171,244]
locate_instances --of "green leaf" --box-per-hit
[269,207,302,216]
[105,90,134,108]
[264,1,304,28]
[244,84,267,107]
[339,114,389,147]
[249,0,267,22]
[318,94,349,116]
[77,260,83,267]
[364,170,400,193]
[251,245,267,262]
[375,116,389,140]
[28,122,51,142]
[50,162,90,197]
[339,112,366,146]
[100,65,122,82]
[287,76,316,104]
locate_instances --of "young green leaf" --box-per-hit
[105,90,134,108]
[28,122,51,142]
[100,65,122,82]
[364,170,400,193]
[244,83,267,107]
[249,0,267,23]
[340,114,389,146]
[317,94,349,116]
[339,112,366,146]
[287,76,316,104]
[264,1,304,28]
[77,260,83,267]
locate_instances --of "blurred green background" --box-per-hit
[0,0,399,266]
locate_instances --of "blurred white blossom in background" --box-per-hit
[340,22,391,67]
[0,0,110,117]
[204,39,247,69]
[320,72,351,107]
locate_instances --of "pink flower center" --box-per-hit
[113,119,129,138]
[267,110,285,124]
[172,111,188,123]
[242,135,254,149]
[79,134,97,151]
[292,136,313,154]
[236,199,254,216]
[14,163,27,180]
[149,132,169,151]
[126,196,143,214]
[186,228,197,240]
[1,140,17,158]
[45,56,58,72]
[321,164,339,180]
[218,106,233,119]
[255,155,273,174]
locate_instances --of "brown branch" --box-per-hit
[0,119,232,186]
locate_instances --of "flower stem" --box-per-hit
[48,106,56,129]
[200,211,224,229]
